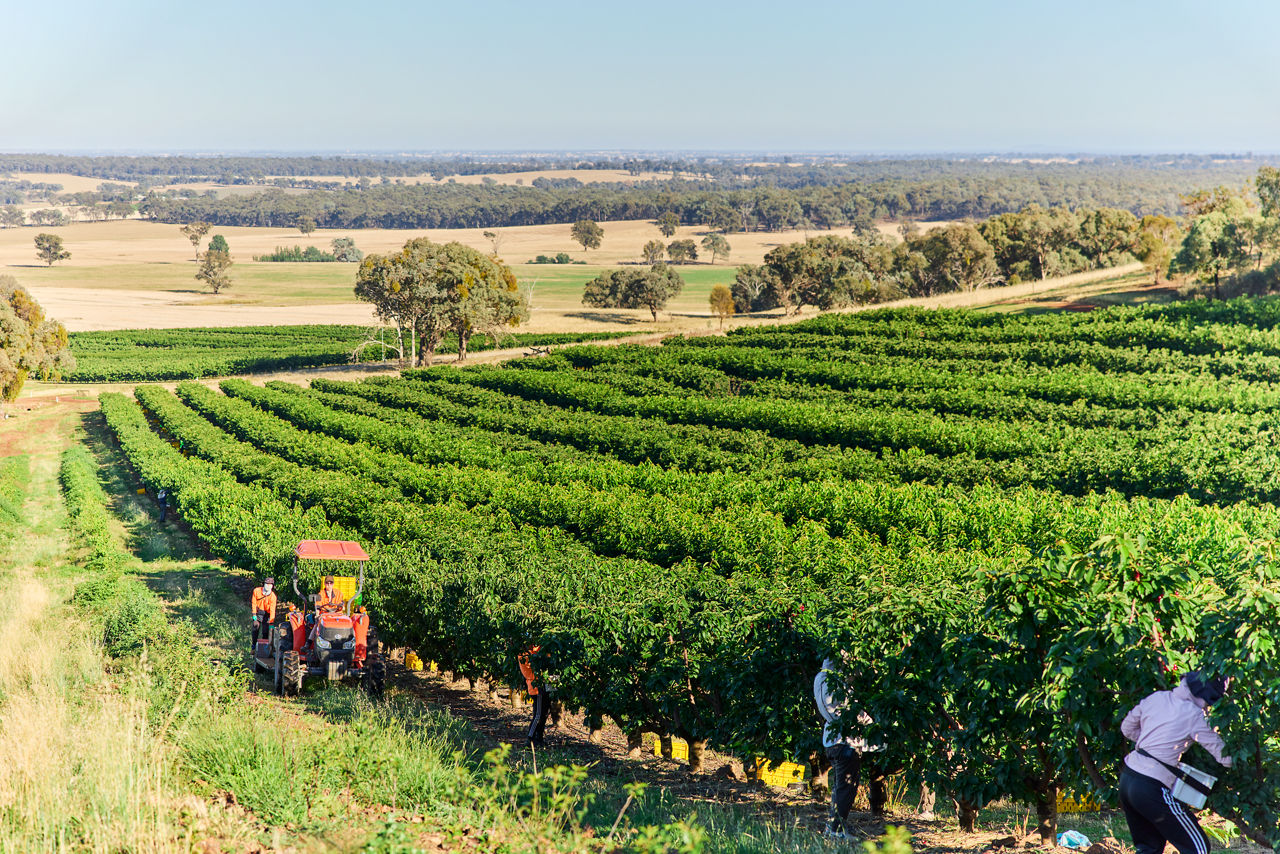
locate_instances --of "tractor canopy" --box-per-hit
[291,540,369,612]
[294,540,369,562]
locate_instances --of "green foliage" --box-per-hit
[527,253,579,264]
[700,233,730,264]
[99,296,1280,846]
[66,325,627,382]
[666,239,697,264]
[641,240,665,265]
[0,276,75,399]
[582,264,685,320]
[196,248,233,294]
[355,238,529,364]
[0,456,28,542]
[331,236,364,262]
[33,232,70,266]
[207,234,229,255]
[570,219,603,251]
[252,244,337,262]
[729,264,779,313]
[61,441,243,712]
[656,211,679,238]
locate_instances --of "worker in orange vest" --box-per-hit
[250,577,277,651]
[519,645,550,748]
[316,575,344,612]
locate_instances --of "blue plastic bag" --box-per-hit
[1057,830,1091,850]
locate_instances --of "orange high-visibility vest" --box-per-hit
[518,645,541,696]
[251,587,277,620]
[317,588,344,611]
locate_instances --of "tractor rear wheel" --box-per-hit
[283,650,304,697]
[364,652,386,701]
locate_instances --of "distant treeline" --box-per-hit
[136,164,1272,232]
[1,153,678,182]
[7,153,1279,230]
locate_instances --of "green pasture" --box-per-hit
[515,264,735,314]
[15,260,737,310]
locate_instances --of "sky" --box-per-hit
[2,0,1278,154]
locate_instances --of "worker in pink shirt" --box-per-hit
[1119,671,1233,854]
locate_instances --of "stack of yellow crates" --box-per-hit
[1057,792,1102,813]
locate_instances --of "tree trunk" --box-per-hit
[1034,785,1058,845]
[626,730,644,758]
[549,698,563,729]
[588,726,604,744]
[510,688,524,709]
[956,798,978,833]
[457,326,469,362]
[659,734,674,759]
[418,330,437,367]
[688,740,707,774]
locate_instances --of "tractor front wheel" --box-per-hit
[283,650,304,697]
[364,652,386,701]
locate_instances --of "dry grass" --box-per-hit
[0,404,258,853]
[6,172,117,194]
[0,217,936,332]
[0,217,894,269]
[0,584,176,853]
[0,413,172,852]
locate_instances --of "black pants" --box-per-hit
[527,689,550,746]
[251,612,272,648]
[1119,768,1210,854]
[826,745,888,830]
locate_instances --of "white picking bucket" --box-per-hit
[1171,762,1216,809]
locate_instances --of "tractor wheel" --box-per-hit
[283,650,304,697]
[364,652,386,701]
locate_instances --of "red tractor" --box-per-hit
[253,540,385,699]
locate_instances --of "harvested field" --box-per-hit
[0,217,891,269]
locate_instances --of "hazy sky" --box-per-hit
[3,0,1277,154]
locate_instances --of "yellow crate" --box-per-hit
[405,652,423,671]
[1057,793,1102,813]
[136,487,146,494]
[332,576,358,602]
[652,736,690,761]
[751,758,807,788]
